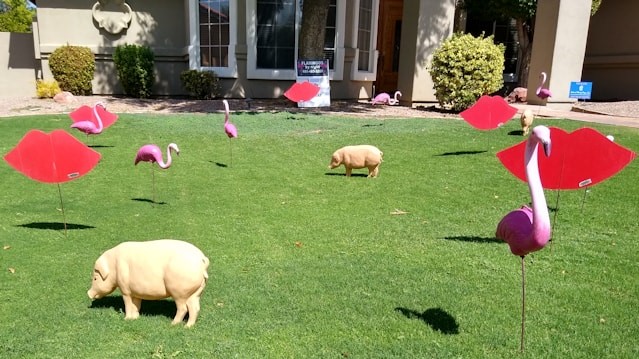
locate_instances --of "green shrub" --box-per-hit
[113,44,155,98]
[0,0,34,33]
[35,79,61,98]
[429,33,505,112]
[48,45,95,95]
[180,69,220,99]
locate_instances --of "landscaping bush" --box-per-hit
[113,44,155,98]
[48,45,95,95]
[429,33,505,112]
[180,69,220,99]
[35,79,61,98]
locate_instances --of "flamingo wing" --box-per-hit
[496,207,534,256]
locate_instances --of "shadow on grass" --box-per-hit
[210,161,228,168]
[443,235,502,244]
[88,145,115,148]
[508,130,525,136]
[436,150,487,156]
[324,172,368,177]
[17,222,95,230]
[131,198,167,205]
[395,307,459,335]
[89,295,176,320]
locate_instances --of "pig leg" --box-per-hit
[368,165,380,178]
[172,299,189,326]
[123,295,142,320]
[184,295,202,328]
[345,167,352,177]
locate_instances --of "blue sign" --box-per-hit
[569,81,592,100]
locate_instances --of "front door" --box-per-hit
[375,0,403,95]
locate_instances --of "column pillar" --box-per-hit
[397,0,456,106]
[527,0,592,108]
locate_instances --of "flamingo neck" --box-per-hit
[536,73,547,96]
[524,137,550,241]
[223,100,230,124]
[93,104,104,132]
[158,145,174,169]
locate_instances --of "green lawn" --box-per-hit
[1,110,638,358]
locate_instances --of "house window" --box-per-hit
[247,0,345,80]
[351,0,379,81]
[256,0,297,69]
[357,0,373,71]
[323,0,337,69]
[199,0,230,67]
[187,0,237,78]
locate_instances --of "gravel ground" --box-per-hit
[0,95,638,120]
[571,100,639,118]
[0,96,458,119]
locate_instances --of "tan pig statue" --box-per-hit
[87,239,210,328]
[328,145,383,177]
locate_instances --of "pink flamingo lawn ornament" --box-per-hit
[536,72,552,100]
[70,102,105,142]
[134,143,180,203]
[371,90,402,105]
[222,99,237,166]
[495,125,552,353]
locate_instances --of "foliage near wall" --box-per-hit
[0,0,33,33]
[430,33,504,112]
[180,69,220,100]
[49,45,95,96]
[113,44,155,99]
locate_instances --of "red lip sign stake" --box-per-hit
[284,81,320,103]
[69,103,118,130]
[497,127,636,241]
[4,129,102,236]
[497,127,636,190]
[460,95,518,130]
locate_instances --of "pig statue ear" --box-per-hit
[95,256,110,281]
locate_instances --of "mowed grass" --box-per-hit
[0,109,638,358]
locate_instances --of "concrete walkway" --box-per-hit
[511,104,639,129]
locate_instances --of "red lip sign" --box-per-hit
[284,81,320,102]
[69,104,118,129]
[3,130,101,184]
[497,127,636,190]
[460,95,518,130]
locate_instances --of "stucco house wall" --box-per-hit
[0,31,38,97]
[35,0,189,96]
[582,0,639,100]
[33,0,378,99]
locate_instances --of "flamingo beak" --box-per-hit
[542,142,551,157]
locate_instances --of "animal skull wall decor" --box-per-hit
[92,0,133,35]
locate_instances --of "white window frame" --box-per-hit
[187,0,238,78]
[246,0,345,81]
[350,0,379,81]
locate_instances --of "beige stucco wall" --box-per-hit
[527,0,591,106]
[582,0,639,100]
[36,0,189,95]
[397,0,455,105]
[0,32,38,97]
